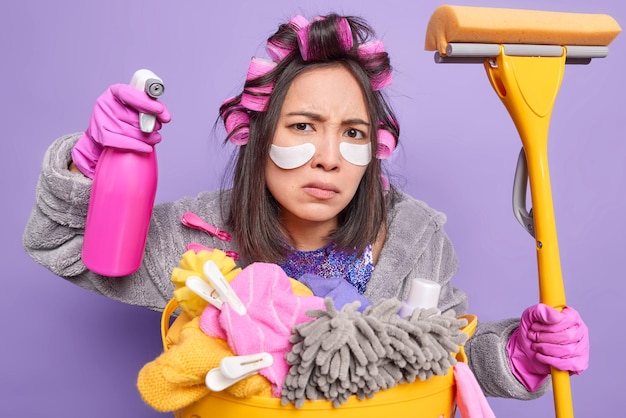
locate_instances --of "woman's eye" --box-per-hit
[293,123,312,131]
[345,128,365,139]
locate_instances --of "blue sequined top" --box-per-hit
[279,243,374,294]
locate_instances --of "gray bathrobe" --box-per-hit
[23,133,549,400]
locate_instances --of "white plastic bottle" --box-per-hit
[398,278,442,317]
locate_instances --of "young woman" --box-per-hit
[23,13,588,400]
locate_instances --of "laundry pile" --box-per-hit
[137,249,470,412]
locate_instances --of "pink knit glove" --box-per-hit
[507,303,589,391]
[71,84,171,178]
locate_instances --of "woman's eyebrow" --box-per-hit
[285,111,324,121]
[343,118,370,127]
[285,112,370,126]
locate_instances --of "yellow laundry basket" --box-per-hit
[160,298,477,418]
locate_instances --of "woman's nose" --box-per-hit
[310,134,341,171]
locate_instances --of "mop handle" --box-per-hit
[484,48,573,418]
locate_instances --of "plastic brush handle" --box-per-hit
[484,49,573,418]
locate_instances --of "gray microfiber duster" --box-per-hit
[281,298,469,408]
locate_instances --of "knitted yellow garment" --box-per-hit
[137,316,273,412]
[138,249,315,412]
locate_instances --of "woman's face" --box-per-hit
[265,65,370,239]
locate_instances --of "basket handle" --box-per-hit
[161,298,181,351]
[456,314,477,363]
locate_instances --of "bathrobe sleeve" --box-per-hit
[22,133,239,312]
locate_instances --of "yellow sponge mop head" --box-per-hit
[425,5,621,56]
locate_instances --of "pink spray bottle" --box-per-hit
[82,69,165,277]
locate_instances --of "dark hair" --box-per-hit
[219,14,399,264]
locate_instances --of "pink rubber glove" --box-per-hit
[71,83,171,178]
[507,303,589,391]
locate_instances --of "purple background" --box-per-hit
[3,0,624,416]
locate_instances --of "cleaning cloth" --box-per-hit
[298,273,372,312]
[137,316,272,412]
[199,262,326,397]
[454,362,496,418]
[282,298,469,407]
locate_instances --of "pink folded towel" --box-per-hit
[199,262,326,397]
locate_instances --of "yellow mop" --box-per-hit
[425,5,621,417]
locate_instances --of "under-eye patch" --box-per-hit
[339,142,372,166]
[269,143,316,169]
[269,142,372,169]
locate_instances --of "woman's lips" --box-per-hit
[303,182,339,200]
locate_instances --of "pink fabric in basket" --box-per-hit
[199,262,325,397]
